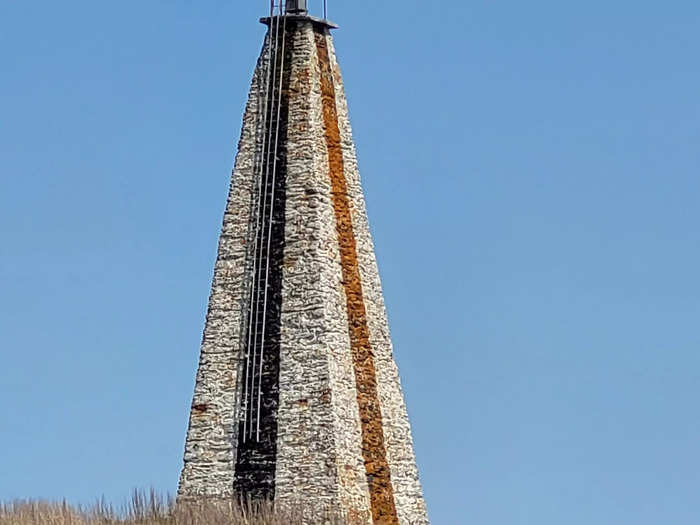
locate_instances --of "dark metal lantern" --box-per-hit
[285,0,308,14]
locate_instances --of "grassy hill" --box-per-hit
[0,491,345,525]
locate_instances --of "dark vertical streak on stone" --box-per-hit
[233,21,292,500]
[314,29,399,525]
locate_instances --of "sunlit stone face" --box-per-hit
[178,14,429,525]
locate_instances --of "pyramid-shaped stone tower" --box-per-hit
[178,4,428,524]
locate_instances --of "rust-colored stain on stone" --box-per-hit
[314,30,399,525]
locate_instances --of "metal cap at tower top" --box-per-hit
[260,0,338,30]
[285,0,328,19]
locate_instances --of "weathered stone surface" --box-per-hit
[326,35,429,525]
[179,16,428,525]
[178,40,268,499]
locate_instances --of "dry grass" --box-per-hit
[0,490,345,525]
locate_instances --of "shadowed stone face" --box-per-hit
[178,15,429,525]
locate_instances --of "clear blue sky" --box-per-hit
[2,1,700,523]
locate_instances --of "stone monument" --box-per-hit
[178,4,429,524]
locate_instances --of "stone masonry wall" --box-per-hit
[179,17,429,525]
[325,35,430,525]
[178,37,270,501]
[273,19,341,511]
[274,21,373,523]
